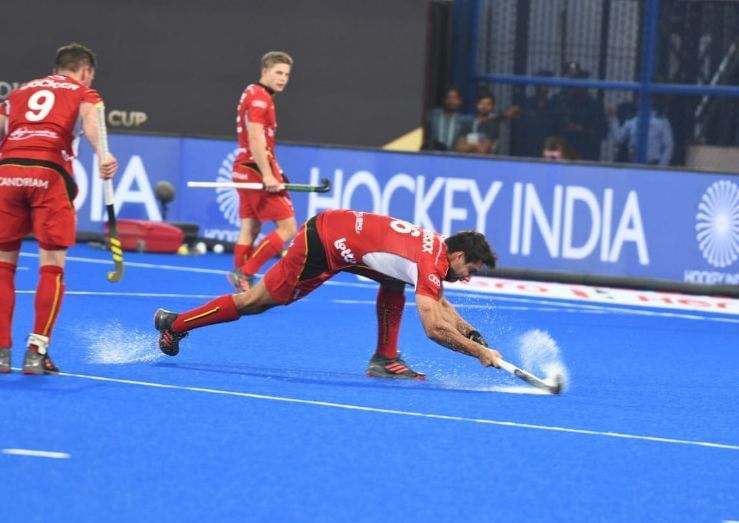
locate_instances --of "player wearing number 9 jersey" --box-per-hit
[0,43,118,375]
[154,210,502,380]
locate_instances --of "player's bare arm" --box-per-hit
[80,102,118,178]
[416,294,501,367]
[439,297,476,335]
[247,120,280,192]
[0,114,6,141]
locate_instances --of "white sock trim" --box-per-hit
[27,333,50,355]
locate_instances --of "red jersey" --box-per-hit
[316,210,449,301]
[0,74,101,173]
[233,83,277,166]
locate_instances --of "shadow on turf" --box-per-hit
[153,361,497,395]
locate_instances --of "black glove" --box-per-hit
[467,330,488,347]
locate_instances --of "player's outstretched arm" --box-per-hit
[416,295,501,367]
[0,114,6,141]
[439,297,490,347]
[439,297,475,336]
[80,102,118,179]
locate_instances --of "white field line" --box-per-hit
[331,299,739,324]
[19,252,739,319]
[12,289,739,324]
[54,371,739,452]
[2,448,70,459]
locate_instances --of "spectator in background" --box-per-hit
[510,70,561,158]
[607,100,674,166]
[612,101,637,162]
[423,86,472,151]
[542,136,580,161]
[455,93,512,155]
[551,61,608,161]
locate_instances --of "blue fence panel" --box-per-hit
[73,134,739,285]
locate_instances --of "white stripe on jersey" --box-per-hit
[362,252,418,286]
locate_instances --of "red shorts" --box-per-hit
[233,162,293,222]
[263,216,335,304]
[0,160,77,251]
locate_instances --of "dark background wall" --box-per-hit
[1,0,429,146]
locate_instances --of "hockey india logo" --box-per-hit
[695,180,739,268]
[216,149,241,227]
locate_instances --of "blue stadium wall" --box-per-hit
[72,134,739,287]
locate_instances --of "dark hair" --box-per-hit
[445,231,497,268]
[477,92,495,104]
[55,43,96,71]
[443,86,463,100]
[542,136,580,160]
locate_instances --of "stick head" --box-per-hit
[547,373,564,395]
[107,265,124,283]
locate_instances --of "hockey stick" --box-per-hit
[498,359,563,395]
[94,102,124,283]
[187,177,331,193]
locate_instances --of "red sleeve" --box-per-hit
[414,266,444,301]
[246,91,269,125]
[0,100,6,117]
[81,87,102,105]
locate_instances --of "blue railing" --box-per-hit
[454,0,739,163]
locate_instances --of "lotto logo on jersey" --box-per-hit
[390,219,435,254]
[251,100,268,109]
[428,274,441,287]
[333,237,357,264]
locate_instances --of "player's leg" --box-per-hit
[239,215,296,280]
[229,217,261,292]
[0,165,33,373]
[22,168,76,375]
[233,217,260,270]
[22,247,66,375]
[153,281,281,355]
[228,176,260,291]
[155,216,328,356]
[366,282,426,381]
[375,281,406,359]
[0,248,19,374]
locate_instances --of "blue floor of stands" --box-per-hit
[3,243,738,522]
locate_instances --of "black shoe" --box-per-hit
[154,308,188,356]
[0,348,11,374]
[366,353,426,381]
[226,269,254,293]
[22,349,59,375]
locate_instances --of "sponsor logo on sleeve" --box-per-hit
[353,211,364,234]
[428,273,441,287]
[251,100,268,109]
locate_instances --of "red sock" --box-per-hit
[172,294,240,332]
[375,285,405,358]
[233,244,254,269]
[33,265,65,340]
[0,261,17,347]
[241,231,284,275]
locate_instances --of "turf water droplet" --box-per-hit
[518,329,569,391]
[77,321,163,364]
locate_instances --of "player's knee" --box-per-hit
[278,221,297,238]
[232,281,275,315]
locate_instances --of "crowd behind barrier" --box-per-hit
[425,62,677,167]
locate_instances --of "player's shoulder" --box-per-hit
[241,83,270,103]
